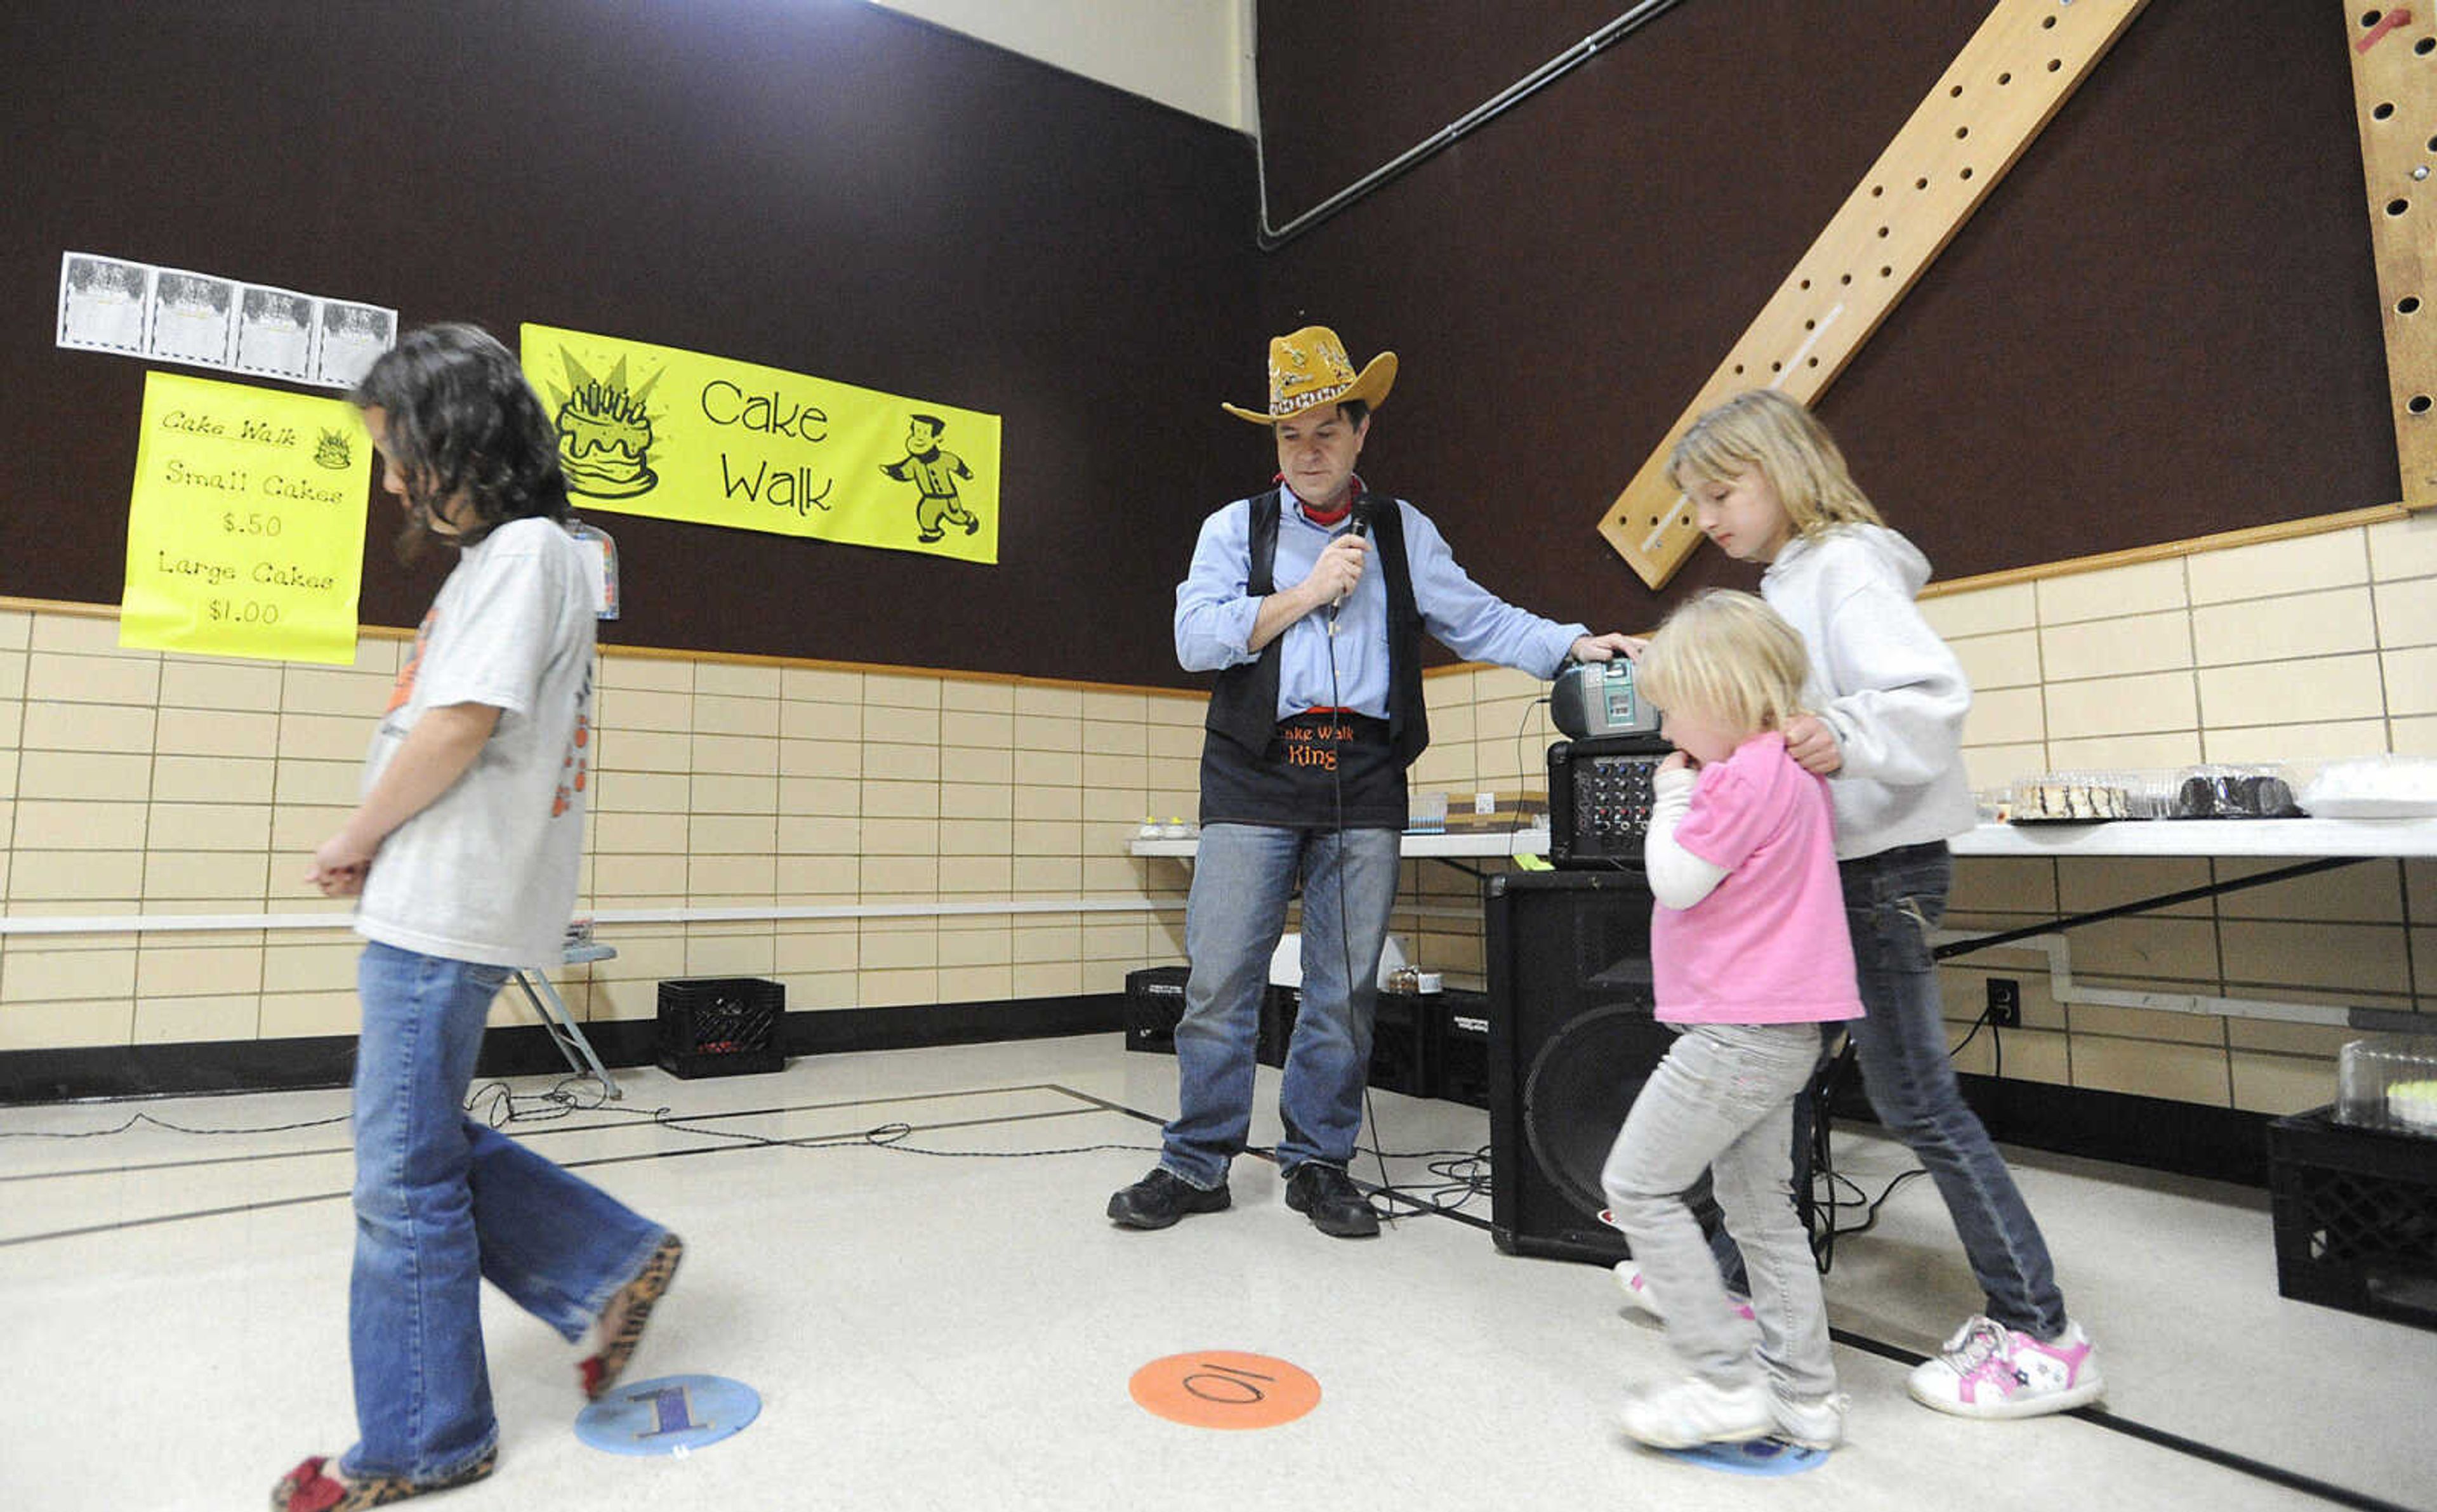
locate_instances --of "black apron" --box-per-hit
[1198,490,1420,831]
[1200,708,1406,830]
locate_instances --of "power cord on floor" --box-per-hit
[1815,947,2016,1269]
[1357,1141,1493,1218]
[3,1078,1165,1164]
[0,1109,350,1138]
[1803,1036,1937,1273]
[1816,1166,1931,1249]
[465,1074,616,1127]
[634,1106,1161,1160]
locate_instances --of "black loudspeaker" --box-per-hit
[1433,989,1492,1108]
[1487,869,1678,1264]
[1123,966,1189,1053]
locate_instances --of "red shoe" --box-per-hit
[271,1450,494,1511]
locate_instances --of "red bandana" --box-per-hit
[1276,471,1368,527]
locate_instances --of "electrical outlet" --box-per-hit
[1986,977,2021,1029]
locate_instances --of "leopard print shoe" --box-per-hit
[271,1449,495,1511]
[579,1232,684,1400]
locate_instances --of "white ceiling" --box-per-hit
[866,0,1254,132]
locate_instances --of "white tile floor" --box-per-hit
[3,1034,2430,1512]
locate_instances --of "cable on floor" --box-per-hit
[636,1106,1161,1160]
[0,1109,350,1138]
[1357,1141,1493,1218]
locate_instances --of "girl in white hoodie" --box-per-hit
[1660,389,2103,1421]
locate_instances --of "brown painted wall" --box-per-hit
[4,2,2397,692]
[2,0,1257,689]
[1253,0,2397,636]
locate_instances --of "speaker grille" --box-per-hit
[1521,1001,1677,1223]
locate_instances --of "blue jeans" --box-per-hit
[1161,822,1401,1189]
[346,941,668,1482]
[1602,1023,1839,1400]
[1842,843,2067,1338]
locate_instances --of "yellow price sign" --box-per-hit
[120,371,371,664]
[520,323,1000,563]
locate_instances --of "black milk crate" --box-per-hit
[1433,989,1492,1109]
[2268,1106,2437,1331]
[656,977,785,1079]
[1125,966,1191,1054]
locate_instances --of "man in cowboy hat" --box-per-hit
[1108,326,1634,1239]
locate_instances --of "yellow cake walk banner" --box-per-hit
[519,324,1001,564]
[121,371,372,665]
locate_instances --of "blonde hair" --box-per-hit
[1636,589,1811,738]
[1667,388,1882,541]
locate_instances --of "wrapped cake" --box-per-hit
[2298,754,2437,818]
[2167,764,2301,819]
[2008,770,2156,822]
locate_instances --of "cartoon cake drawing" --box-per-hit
[546,351,661,499]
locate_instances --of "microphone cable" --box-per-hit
[1319,493,1398,1226]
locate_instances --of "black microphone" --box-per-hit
[1329,493,1378,622]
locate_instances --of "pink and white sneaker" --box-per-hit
[1906,1315,2104,1419]
[1611,1261,1757,1324]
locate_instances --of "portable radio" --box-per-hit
[1550,659,1661,739]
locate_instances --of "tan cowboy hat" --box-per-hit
[1221,325,1397,424]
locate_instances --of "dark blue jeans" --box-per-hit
[1842,842,2066,1338]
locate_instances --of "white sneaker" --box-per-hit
[1907,1315,2104,1419]
[1619,1375,1774,1449]
[1769,1389,1849,1449]
[1612,1261,1757,1324]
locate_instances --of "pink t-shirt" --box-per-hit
[1650,732,1864,1025]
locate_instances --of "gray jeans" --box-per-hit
[1601,1022,1839,1402]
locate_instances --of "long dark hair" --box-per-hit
[350,323,571,558]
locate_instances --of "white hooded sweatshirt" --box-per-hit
[1760,523,1979,860]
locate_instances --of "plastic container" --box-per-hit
[2166,763,2301,818]
[2337,1034,2437,1137]
[2298,755,2437,818]
[2008,770,2166,822]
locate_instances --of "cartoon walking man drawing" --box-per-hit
[879,414,980,542]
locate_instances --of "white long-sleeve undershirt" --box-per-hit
[1642,763,1729,909]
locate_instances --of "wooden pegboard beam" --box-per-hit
[1599,1,2150,589]
[2342,5,2436,510]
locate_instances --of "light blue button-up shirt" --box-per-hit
[1173,494,1586,721]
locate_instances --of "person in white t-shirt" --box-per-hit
[277,325,679,1512]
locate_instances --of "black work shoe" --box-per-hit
[1107,1167,1231,1230]
[1284,1163,1381,1239]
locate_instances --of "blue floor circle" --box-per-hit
[576,1374,762,1457]
[1663,1438,1829,1476]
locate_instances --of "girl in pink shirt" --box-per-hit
[1599,589,1862,1453]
